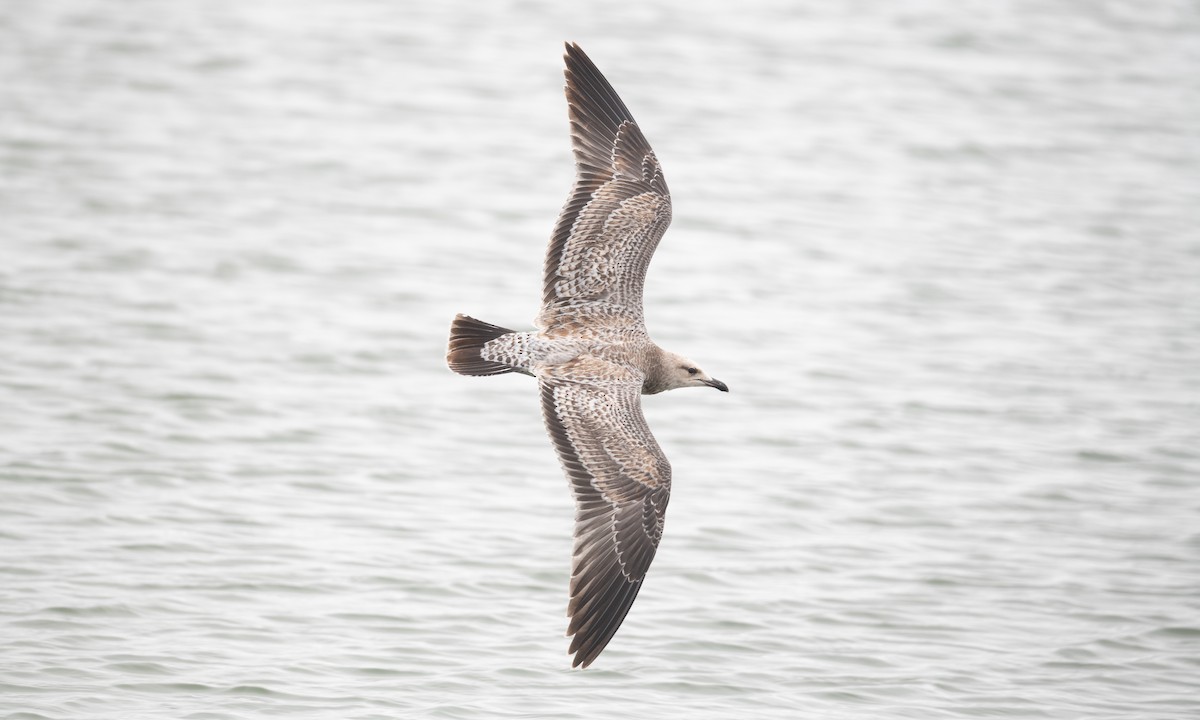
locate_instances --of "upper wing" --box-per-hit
[539,358,672,668]
[539,43,672,332]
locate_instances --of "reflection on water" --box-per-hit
[2,1,1198,718]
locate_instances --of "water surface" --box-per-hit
[2,1,1199,718]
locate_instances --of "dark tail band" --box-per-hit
[447,314,516,376]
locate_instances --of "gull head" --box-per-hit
[647,351,729,394]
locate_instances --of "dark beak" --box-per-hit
[703,378,729,392]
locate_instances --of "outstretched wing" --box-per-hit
[539,358,672,668]
[539,43,672,332]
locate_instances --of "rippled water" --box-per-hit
[3,1,1199,718]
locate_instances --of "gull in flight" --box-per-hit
[447,42,727,668]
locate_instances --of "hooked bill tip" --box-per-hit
[705,378,729,392]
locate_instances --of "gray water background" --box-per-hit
[2,1,1199,718]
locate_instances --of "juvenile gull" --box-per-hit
[447,43,728,669]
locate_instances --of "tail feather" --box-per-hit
[447,314,517,376]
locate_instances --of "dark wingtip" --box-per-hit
[563,42,594,80]
[563,41,582,67]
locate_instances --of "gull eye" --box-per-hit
[686,367,698,375]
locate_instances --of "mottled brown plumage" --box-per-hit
[447,43,727,669]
